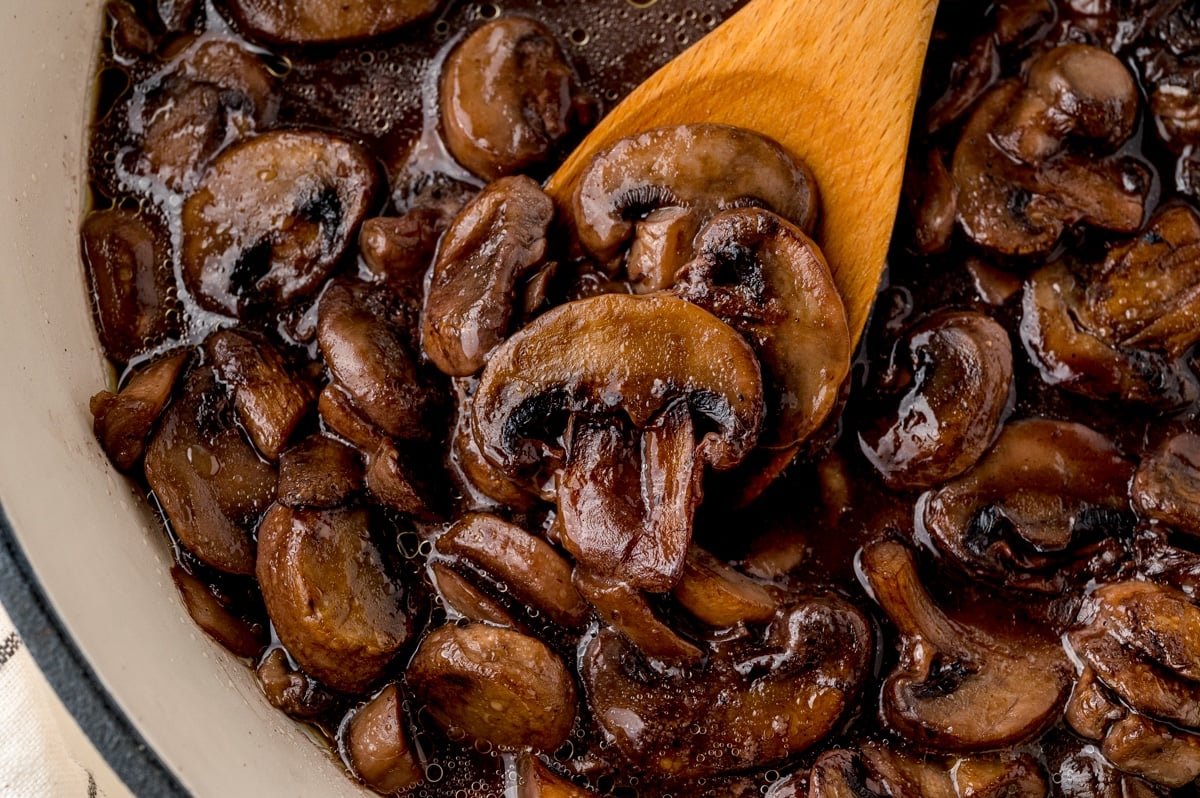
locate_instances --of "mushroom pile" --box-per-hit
[80,0,1200,795]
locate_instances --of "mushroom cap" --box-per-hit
[471,292,764,476]
[223,0,439,44]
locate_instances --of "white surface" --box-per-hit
[0,3,370,795]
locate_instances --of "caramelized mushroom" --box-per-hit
[572,124,819,291]
[364,439,438,521]
[674,208,851,453]
[91,349,189,471]
[861,539,1071,751]
[808,743,1047,798]
[223,0,439,44]
[342,684,423,794]
[181,130,380,316]
[440,17,595,180]
[1100,713,1200,789]
[429,562,517,628]
[144,366,277,575]
[406,623,576,752]
[422,176,555,377]
[471,292,762,592]
[436,513,587,628]
[277,434,363,508]
[1133,432,1200,537]
[317,280,444,441]
[920,418,1133,592]
[952,45,1150,255]
[170,565,266,658]
[317,382,388,454]
[860,310,1012,490]
[256,503,413,693]
[580,595,870,778]
[573,570,701,664]
[81,208,179,363]
[255,648,339,720]
[359,209,446,285]
[1021,203,1200,406]
[672,546,776,628]
[1049,739,1167,798]
[207,329,313,461]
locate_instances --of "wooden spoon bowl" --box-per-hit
[547,0,939,345]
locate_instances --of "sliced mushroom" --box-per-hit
[107,0,157,58]
[574,570,700,664]
[571,124,819,291]
[920,418,1134,592]
[1101,712,1200,789]
[1021,203,1200,406]
[1085,581,1200,681]
[441,17,595,180]
[673,208,851,454]
[181,130,380,316]
[861,538,1071,751]
[223,0,439,44]
[471,292,763,592]
[256,503,413,693]
[437,513,587,628]
[170,565,266,659]
[808,744,1047,798]
[516,754,596,798]
[1133,432,1200,537]
[136,38,277,192]
[318,382,388,454]
[317,280,444,441]
[859,310,1012,490]
[429,562,517,628]
[672,546,776,628]
[364,439,439,521]
[952,45,1150,255]
[450,398,539,511]
[277,434,363,508]
[91,349,189,471]
[406,623,576,752]
[145,366,277,575]
[255,648,339,720]
[1066,666,1126,741]
[904,147,958,255]
[156,0,197,32]
[359,209,446,285]
[342,684,423,795]
[81,208,180,363]
[1049,739,1168,798]
[580,595,870,778]
[422,175,554,377]
[207,329,313,461]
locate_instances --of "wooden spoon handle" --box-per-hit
[548,0,939,345]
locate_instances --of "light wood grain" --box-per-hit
[547,0,939,346]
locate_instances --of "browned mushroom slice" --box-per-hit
[406,623,576,752]
[317,382,387,454]
[1101,713,1200,789]
[920,418,1134,592]
[429,562,517,627]
[318,280,444,441]
[255,648,339,720]
[170,565,266,659]
[672,546,776,628]
[207,329,313,460]
[572,124,819,291]
[1066,667,1127,741]
[364,439,438,521]
[422,176,554,377]
[437,513,587,628]
[574,570,700,664]
[1049,738,1168,798]
[81,208,180,363]
[450,401,539,511]
[181,130,380,316]
[256,503,412,693]
[1085,581,1200,682]
[516,754,596,798]
[472,292,762,590]
[1133,433,1200,537]
[860,311,1012,490]
[91,349,189,471]
[145,366,277,575]
[904,147,957,255]
[223,0,439,44]
[277,434,363,508]
[342,684,423,795]
[674,208,850,453]
[137,38,277,193]
[861,539,1071,752]
[952,45,1150,256]
[157,0,198,31]
[808,744,1048,798]
[557,406,699,592]
[441,18,595,181]
[107,0,157,57]
[580,595,870,778]
[359,209,446,284]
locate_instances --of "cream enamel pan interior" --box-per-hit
[0,3,372,794]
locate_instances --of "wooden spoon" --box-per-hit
[546,0,939,346]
